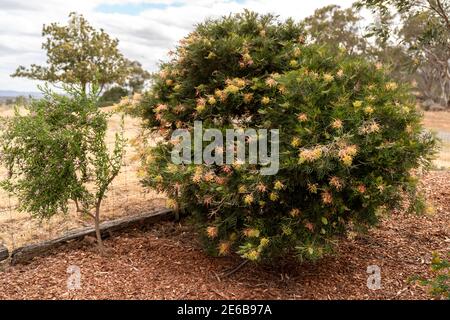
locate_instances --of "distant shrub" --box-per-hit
[135,11,437,262]
[99,86,129,108]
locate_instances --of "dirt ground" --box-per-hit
[0,170,448,300]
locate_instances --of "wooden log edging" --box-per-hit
[0,245,8,262]
[10,208,173,265]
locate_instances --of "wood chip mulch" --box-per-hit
[0,171,448,300]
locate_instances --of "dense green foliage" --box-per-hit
[134,11,437,262]
[11,13,129,93]
[0,86,125,246]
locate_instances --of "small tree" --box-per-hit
[135,11,437,263]
[0,86,125,248]
[124,60,151,94]
[11,12,129,94]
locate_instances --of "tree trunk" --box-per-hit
[94,201,104,249]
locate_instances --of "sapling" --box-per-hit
[0,85,125,248]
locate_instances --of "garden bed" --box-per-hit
[0,171,448,300]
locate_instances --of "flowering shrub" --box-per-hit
[135,11,437,262]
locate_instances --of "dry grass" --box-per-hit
[423,111,450,169]
[0,104,166,251]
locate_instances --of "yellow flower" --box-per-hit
[353,100,363,108]
[336,69,344,78]
[246,249,260,261]
[166,199,177,209]
[307,183,318,194]
[401,106,410,114]
[196,104,206,113]
[293,47,301,57]
[385,82,398,91]
[244,194,254,205]
[224,84,240,95]
[269,192,279,201]
[341,155,353,167]
[259,238,270,248]
[405,125,413,134]
[243,93,254,103]
[261,96,270,105]
[274,180,284,190]
[206,226,218,239]
[323,73,334,82]
[154,175,164,183]
[167,163,179,174]
[291,137,301,147]
[278,85,287,94]
[218,241,231,256]
[289,60,299,68]
[208,96,217,105]
[290,208,301,217]
[243,228,260,238]
[282,225,292,236]
[215,89,224,98]
[364,106,374,115]
[238,185,248,194]
[165,79,174,86]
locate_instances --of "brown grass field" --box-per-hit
[0,105,449,252]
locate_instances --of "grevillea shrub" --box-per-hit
[134,11,437,262]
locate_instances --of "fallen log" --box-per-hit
[10,208,173,265]
[0,245,8,262]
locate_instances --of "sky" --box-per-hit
[0,0,355,92]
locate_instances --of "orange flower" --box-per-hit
[321,191,333,205]
[206,226,218,239]
[298,113,308,122]
[357,184,366,194]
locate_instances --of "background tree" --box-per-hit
[357,0,450,107]
[124,59,151,94]
[0,86,125,248]
[12,13,129,94]
[302,5,368,55]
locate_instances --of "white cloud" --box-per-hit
[0,0,354,91]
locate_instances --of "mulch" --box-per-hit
[0,171,448,300]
